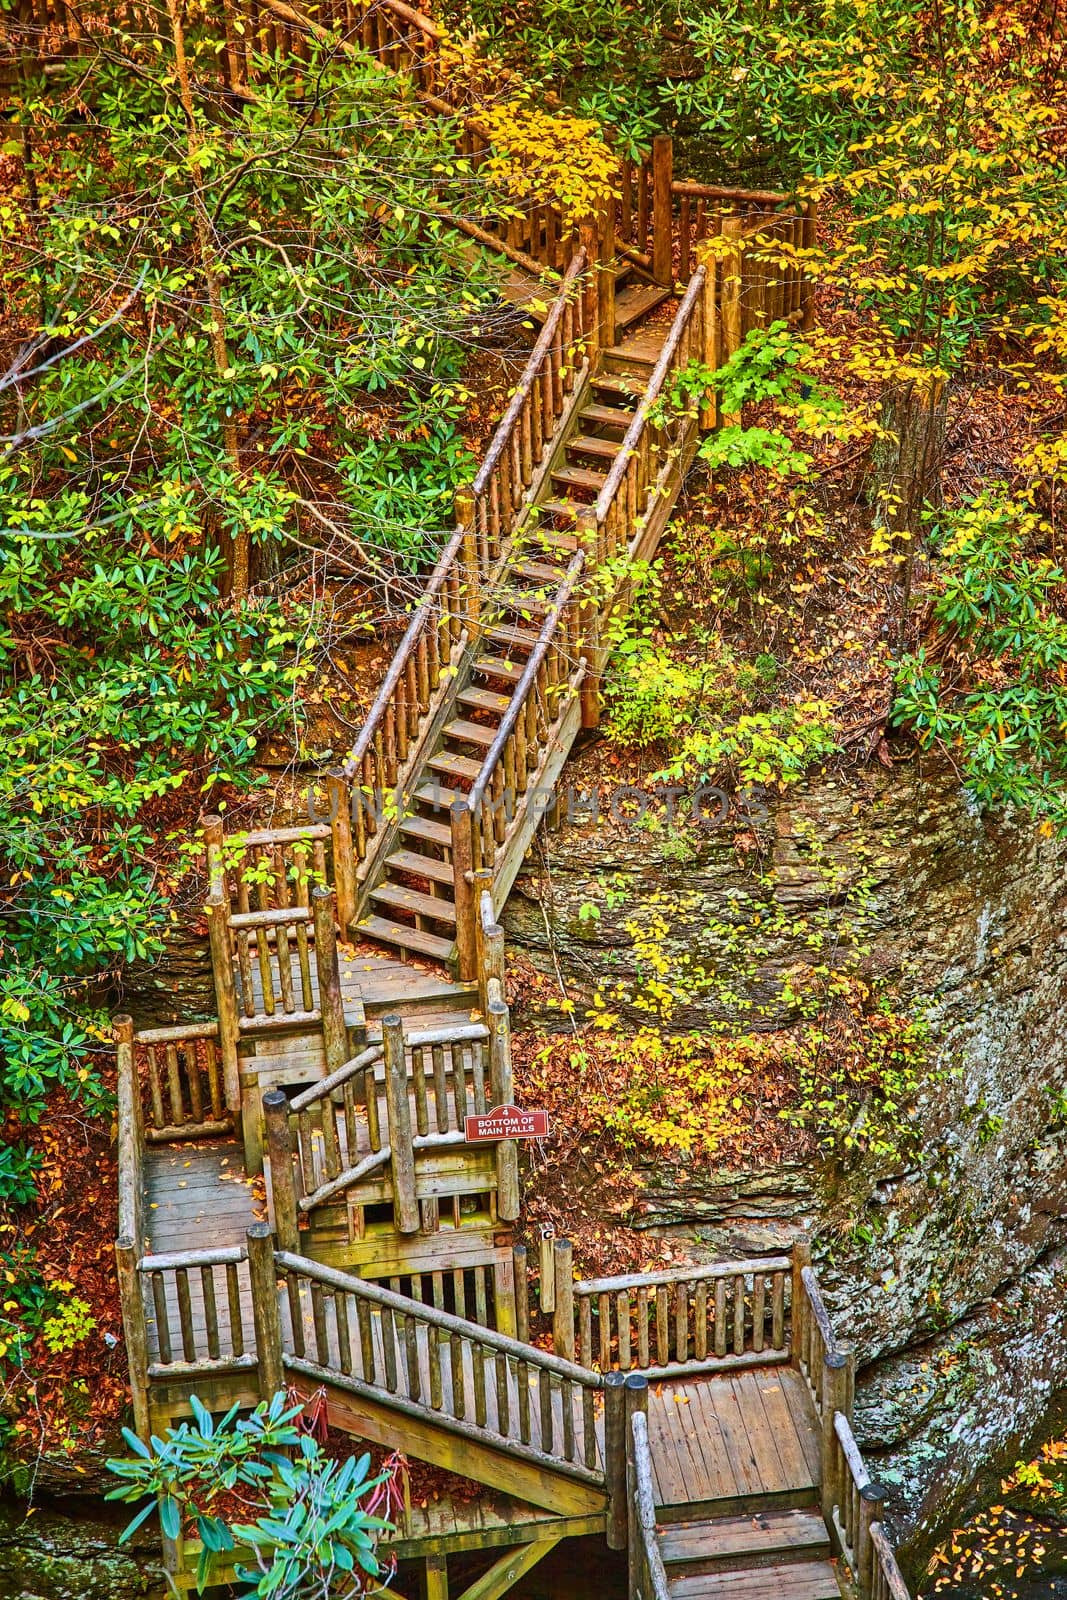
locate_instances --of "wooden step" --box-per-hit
[485,623,539,651]
[398,814,452,847]
[550,464,607,494]
[537,499,579,524]
[614,281,672,331]
[566,433,622,463]
[443,718,499,747]
[474,653,526,682]
[427,749,483,782]
[385,848,454,884]
[512,558,566,583]
[592,370,647,401]
[580,402,638,431]
[496,588,553,611]
[458,686,512,715]
[415,783,461,812]
[660,1510,830,1574]
[357,914,454,963]
[668,1560,843,1599]
[369,883,457,924]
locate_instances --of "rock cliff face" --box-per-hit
[502,758,1067,1578]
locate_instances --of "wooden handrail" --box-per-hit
[132,1020,219,1046]
[344,523,467,778]
[802,1264,842,1360]
[671,179,795,205]
[573,1254,792,1296]
[870,1524,912,1600]
[470,247,588,497]
[466,548,587,820]
[138,1245,247,1273]
[289,1041,383,1111]
[276,1251,602,1388]
[629,1411,672,1600]
[594,265,706,522]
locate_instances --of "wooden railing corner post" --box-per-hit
[489,997,520,1222]
[651,133,674,288]
[204,891,241,1131]
[263,1088,299,1252]
[857,1481,889,1595]
[512,1242,530,1344]
[597,198,617,351]
[311,884,347,1077]
[552,1237,575,1360]
[246,1221,284,1401]
[326,769,357,935]
[538,1227,557,1315]
[791,1234,812,1365]
[383,1012,420,1234]
[820,1350,849,1529]
[115,1237,150,1441]
[450,804,478,982]
[604,1370,628,1552]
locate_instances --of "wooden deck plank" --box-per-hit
[668,1560,844,1598]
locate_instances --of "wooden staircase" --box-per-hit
[658,1509,838,1598]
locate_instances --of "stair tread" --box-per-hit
[512,558,566,582]
[551,464,607,492]
[532,507,582,534]
[458,686,512,714]
[369,882,457,924]
[581,402,638,429]
[385,848,455,884]
[668,1560,842,1600]
[415,783,462,811]
[475,653,526,682]
[614,281,672,331]
[428,749,483,780]
[568,433,623,460]
[443,718,499,747]
[592,370,648,399]
[661,1510,829,1566]
[398,815,452,846]
[496,588,554,611]
[485,623,541,650]
[357,914,454,962]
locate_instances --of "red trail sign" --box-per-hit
[463,1104,551,1143]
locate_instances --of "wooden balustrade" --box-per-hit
[558,1254,792,1376]
[277,1251,605,1482]
[138,1244,257,1380]
[795,1250,843,1416]
[463,550,587,881]
[133,1021,231,1142]
[869,1522,913,1600]
[827,1412,910,1600]
[592,264,712,570]
[466,248,590,575]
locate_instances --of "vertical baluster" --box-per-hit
[184,1041,203,1124]
[364,1064,381,1152]
[599,1292,612,1371]
[675,1281,689,1364]
[714,1278,728,1358]
[147,1045,165,1131]
[579,1296,593,1367]
[451,1330,466,1419]
[176,1268,196,1362]
[471,1039,487,1113]
[472,1342,487,1427]
[226,1261,244,1358]
[517,1357,531,1442]
[151,1272,171,1364]
[381,1304,398,1391]
[357,1297,375,1381]
[772,1270,786,1349]
[165,1044,183,1126]
[205,1039,223,1121]
[733,1274,747,1355]
[411,1045,428,1137]
[637,1286,650,1367]
[538,1368,554,1453]
[201,1265,219,1361]
[753,1272,766,1353]
[495,1351,510,1435]
[562,1378,575,1460]
[583,1385,597,1469]
[694,1280,708,1361]
[617,1291,632,1370]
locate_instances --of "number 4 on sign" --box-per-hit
[463,1105,551,1143]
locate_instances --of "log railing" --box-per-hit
[277,1251,606,1485]
[794,1246,843,1415]
[828,1404,912,1599]
[266,1008,517,1236]
[133,1021,232,1142]
[462,549,587,885]
[626,1391,672,1600]
[462,246,590,576]
[551,1245,793,1376]
[138,1244,257,1379]
[590,262,713,568]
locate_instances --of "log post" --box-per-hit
[579,213,601,359]
[651,134,674,287]
[201,811,227,898]
[424,1554,449,1599]
[695,239,720,431]
[205,892,241,1124]
[604,1370,628,1551]
[455,488,480,631]
[539,1228,556,1314]
[472,867,495,1010]
[512,1243,530,1344]
[482,918,505,1009]
[489,998,520,1222]
[721,213,743,423]
[263,1089,299,1252]
[247,1222,284,1400]
[115,1239,150,1440]
[857,1481,888,1593]
[383,1013,419,1234]
[791,1235,812,1367]
[327,769,357,933]
[450,805,478,983]
[598,200,616,350]
[311,886,347,1077]
[802,198,817,332]
[820,1350,850,1529]
[624,1373,650,1598]
[552,1237,575,1360]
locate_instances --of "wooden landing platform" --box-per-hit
[144,1139,259,1257]
[389,1493,603,1561]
